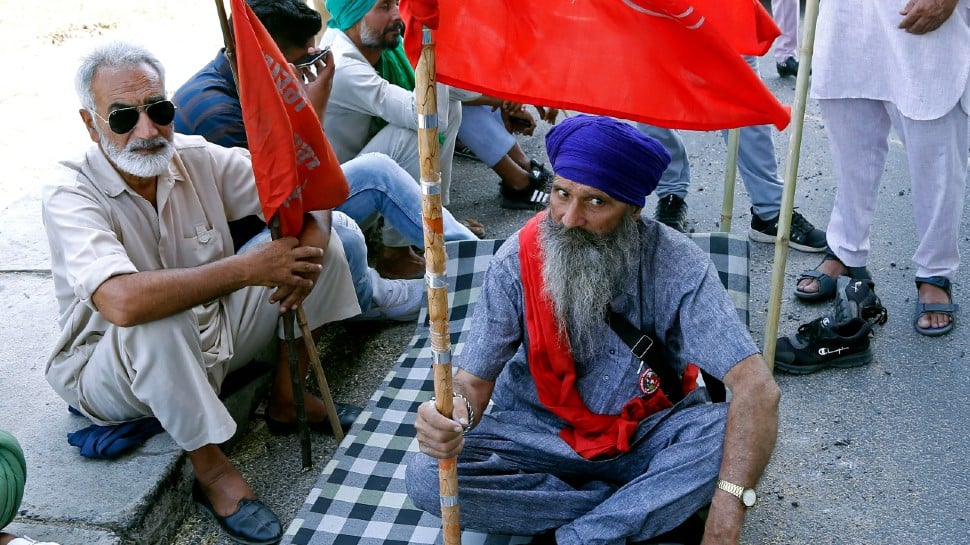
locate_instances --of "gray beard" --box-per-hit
[358,19,403,50]
[538,211,641,361]
[98,127,174,179]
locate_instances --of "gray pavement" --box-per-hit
[1,57,968,545]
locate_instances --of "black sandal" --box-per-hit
[913,276,959,337]
[794,251,871,302]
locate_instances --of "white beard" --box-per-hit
[99,129,174,179]
[537,212,640,361]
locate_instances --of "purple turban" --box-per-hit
[545,115,671,207]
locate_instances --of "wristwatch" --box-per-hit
[716,479,757,508]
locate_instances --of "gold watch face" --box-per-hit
[742,488,757,507]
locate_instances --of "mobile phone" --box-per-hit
[294,47,330,69]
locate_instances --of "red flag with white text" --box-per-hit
[231,0,348,236]
[401,0,790,131]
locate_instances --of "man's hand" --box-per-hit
[294,47,335,121]
[504,108,537,136]
[243,236,323,313]
[534,106,561,125]
[414,399,469,459]
[899,0,958,34]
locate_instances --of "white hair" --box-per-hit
[75,40,166,112]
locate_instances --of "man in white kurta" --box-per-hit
[805,0,969,335]
[320,5,465,279]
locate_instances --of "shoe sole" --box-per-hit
[774,349,873,375]
[748,229,826,253]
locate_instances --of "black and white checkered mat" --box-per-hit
[282,234,749,545]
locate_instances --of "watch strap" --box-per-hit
[716,479,745,499]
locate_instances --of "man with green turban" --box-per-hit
[1,430,60,545]
[320,0,468,208]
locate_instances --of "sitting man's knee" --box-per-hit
[404,454,443,515]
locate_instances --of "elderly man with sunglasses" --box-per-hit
[40,40,368,545]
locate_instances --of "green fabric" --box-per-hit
[369,43,416,137]
[0,429,26,529]
[326,0,375,30]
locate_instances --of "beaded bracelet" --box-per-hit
[429,392,476,435]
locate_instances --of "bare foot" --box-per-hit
[917,282,953,330]
[797,257,847,294]
[1,533,17,545]
[377,246,425,279]
[188,445,256,517]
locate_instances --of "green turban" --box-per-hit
[325,0,376,30]
[0,429,26,529]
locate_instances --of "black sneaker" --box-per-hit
[776,56,799,78]
[774,316,873,375]
[501,170,550,210]
[454,142,480,162]
[655,194,688,233]
[529,159,553,183]
[749,208,827,253]
[834,276,888,327]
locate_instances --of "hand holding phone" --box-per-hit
[294,47,330,69]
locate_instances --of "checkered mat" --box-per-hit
[282,234,749,545]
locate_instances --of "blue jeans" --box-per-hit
[338,153,478,247]
[638,56,785,219]
[238,212,373,312]
[457,104,516,167]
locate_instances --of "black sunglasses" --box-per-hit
[93,99,177,134]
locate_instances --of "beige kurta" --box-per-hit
[812,0,970,120]
[42,134,359,449]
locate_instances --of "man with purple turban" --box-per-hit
[406,116,780,545]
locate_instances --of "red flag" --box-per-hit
[401,0,790,131]
[231,0,348,237]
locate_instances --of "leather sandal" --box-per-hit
[462,218,486,239]
[192,480,282,545]
[794,251,870,302]
[913,276,959,337]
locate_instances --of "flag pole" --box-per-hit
[720,128,740,232]
[414,26,462,545]
[215,0,345,470]
[763,0,821,370]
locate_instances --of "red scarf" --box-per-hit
[519,213,696,460]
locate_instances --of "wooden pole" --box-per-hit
[763,0,821,370]
[215,0,344,464]
[414,26,462,545]
[296,309,345,443]
[720,128,740,232]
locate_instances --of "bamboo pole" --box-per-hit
[763,0,821,370]
[414,26,462,545]
[720,128,740,232]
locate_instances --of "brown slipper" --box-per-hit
[462,218,486,239]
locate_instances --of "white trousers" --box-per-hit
[771,0,799,62]
[820,98,969,280]
[72,232,360,451]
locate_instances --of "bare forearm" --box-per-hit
[703,356,781,544]
[93,255,253,326]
